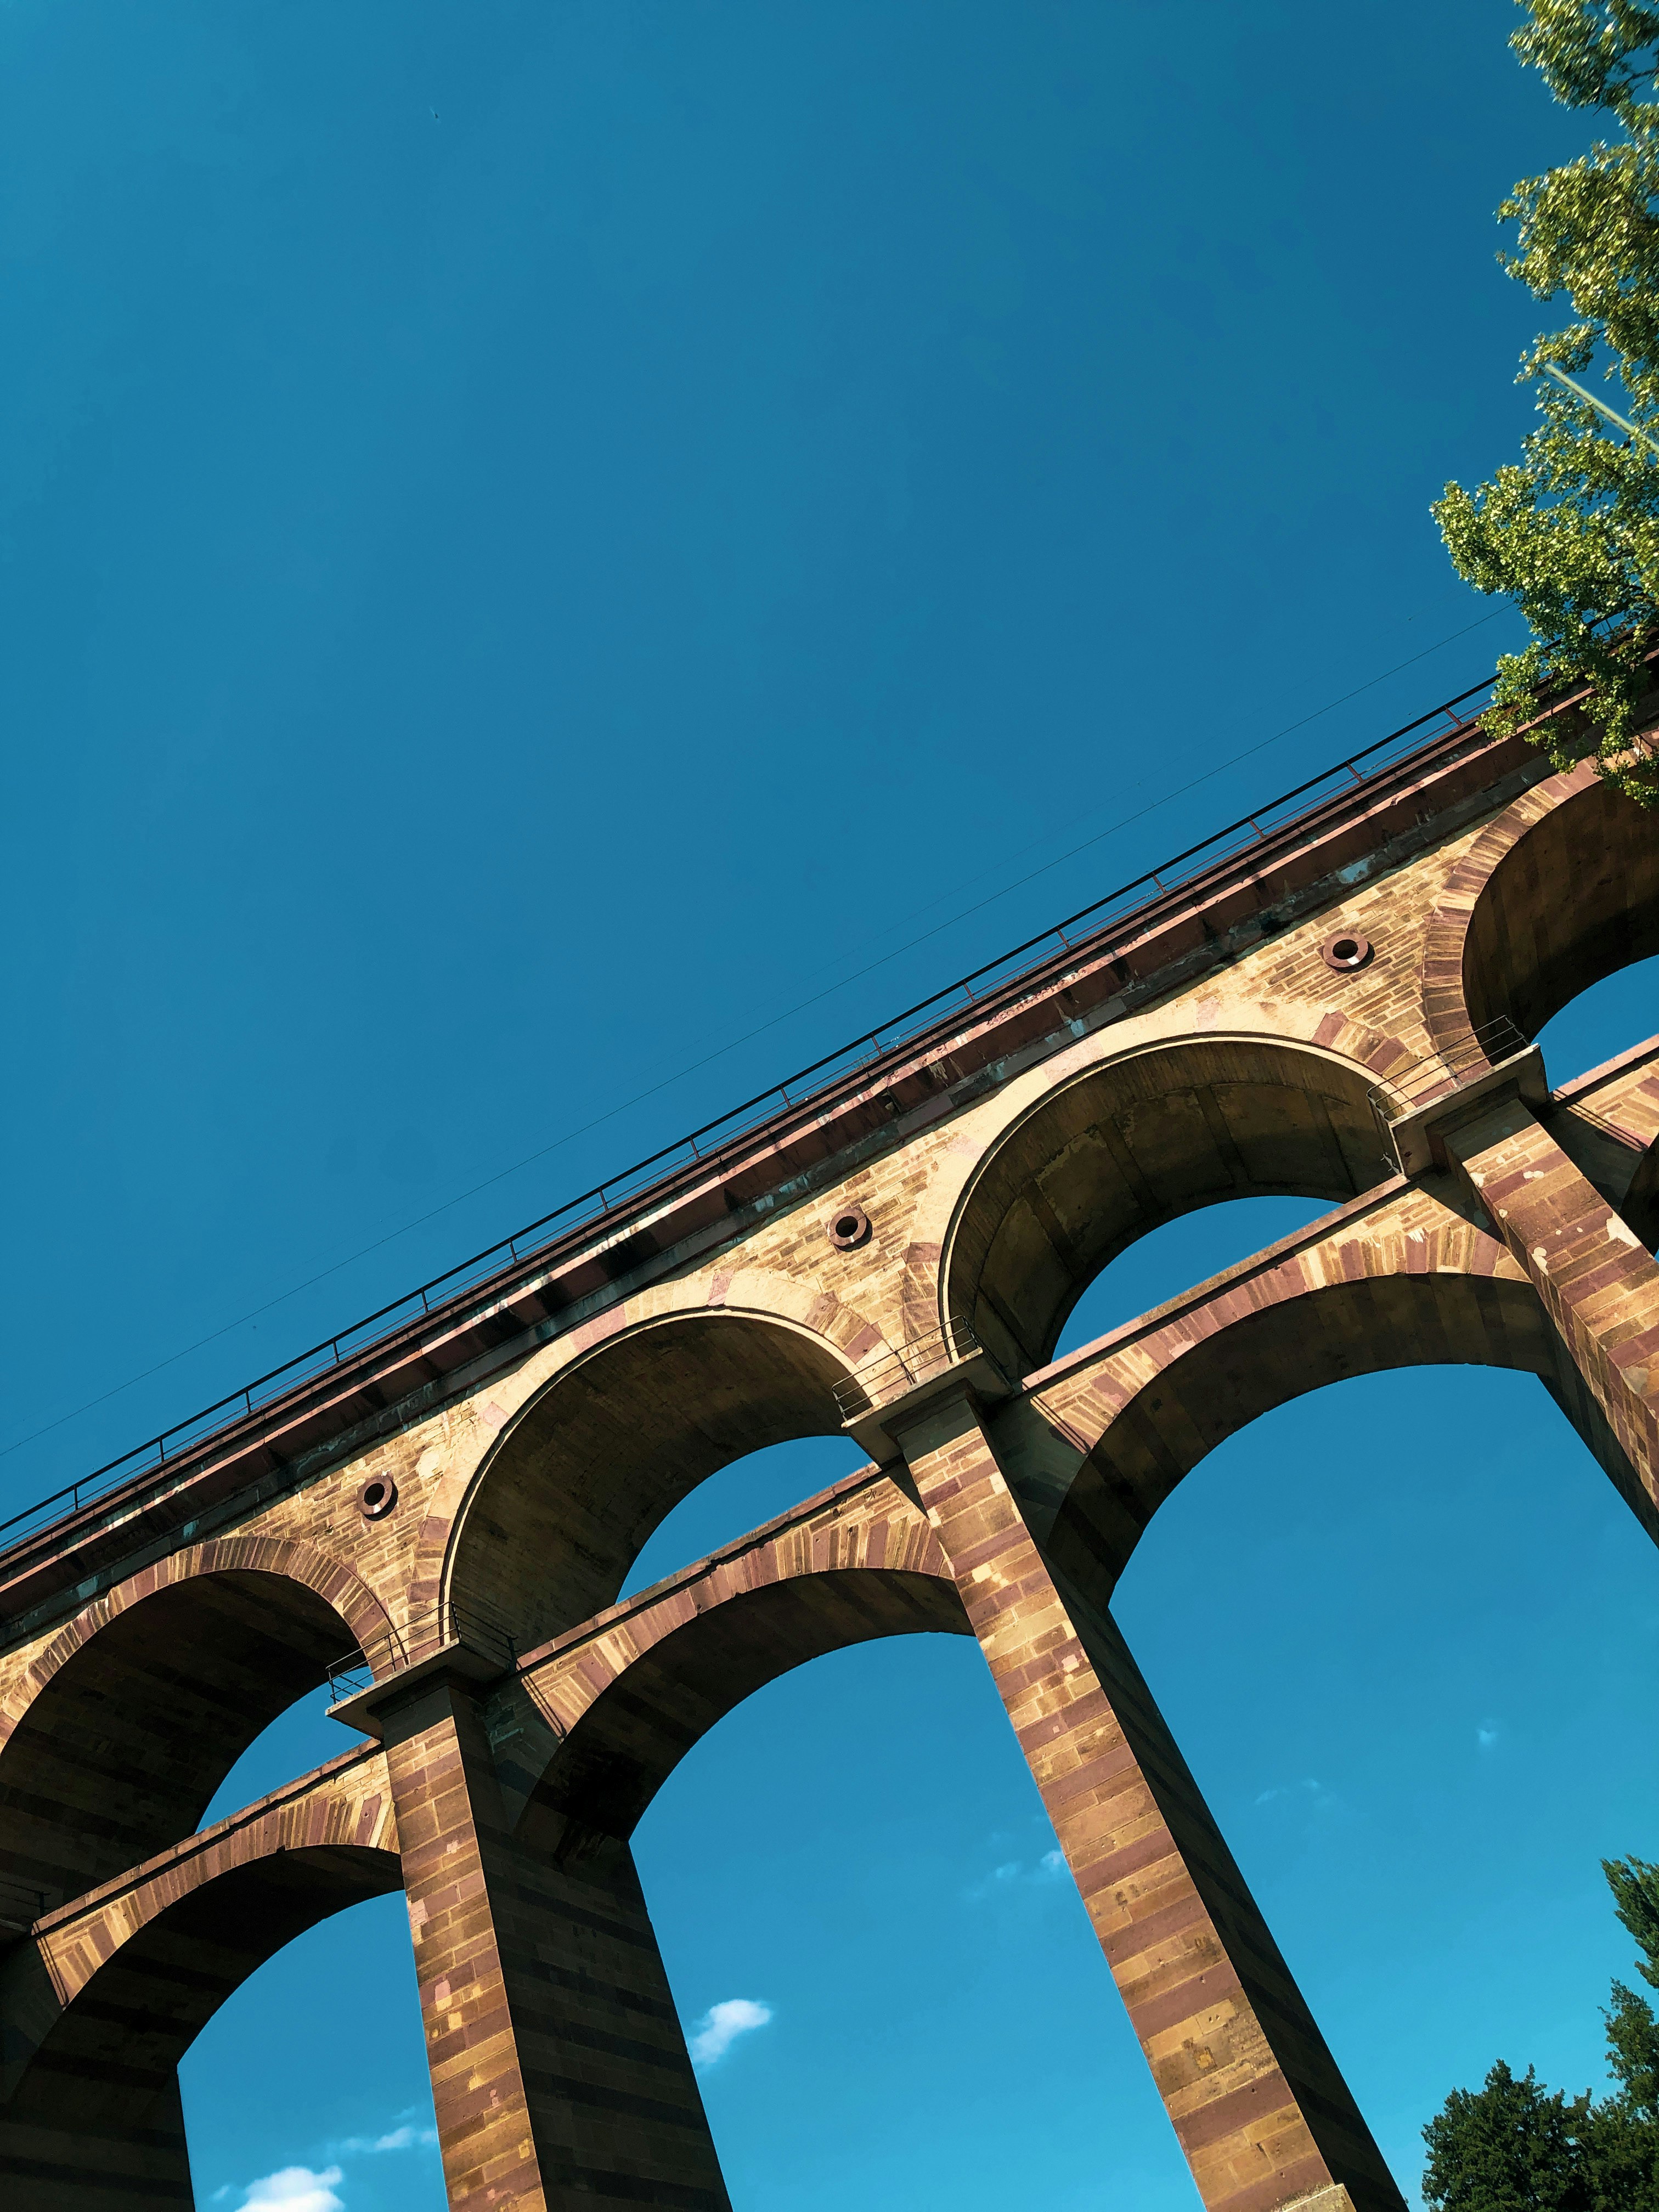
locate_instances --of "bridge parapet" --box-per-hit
[1,701,1656,2209]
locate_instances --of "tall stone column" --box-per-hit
[1442,1097,1659,1511]
[897,1392,1402,2212]
[380,1672,730,2212]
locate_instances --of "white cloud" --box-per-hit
[224,2108,438,2207]
[966,1849,1069,1901]
[689,1997,773,2067]
[1255,1777,1334,1812]
[335,2125,437,2154]
[238,2169,343,2212]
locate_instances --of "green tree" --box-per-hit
[1594,1856,1659,2202]
[1434,1,1659,805]
[1423,2062,1596,2211]
[1421,1856,1659,2210]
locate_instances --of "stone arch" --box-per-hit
[1005,1208,1626,1611]
[0,1749,398,2204]
[441,1289,893,1655]
[0,1539,388,1908]
[936,1032,1389,1374]
[1423,761,1659,1074]
[505,1478,966,1847]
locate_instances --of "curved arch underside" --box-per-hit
[522,1567,969,1844]
[1022,1268,1567,1602]
[1464,776,1659,1044]
[946,1039,1384,1373]
[452,1314,853,1651]
[0,1571,355,1903]
[1,1845,400,2204]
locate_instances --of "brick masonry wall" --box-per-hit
[1448,1102,1659,1511]
[0,751,1654,2209]
[383,1674,730,2212]
[896,1395,1401,2212]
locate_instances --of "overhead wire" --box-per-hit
[0,602,1506,1471]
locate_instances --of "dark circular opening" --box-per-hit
[358,1474,398,1520]
[835,1215,859,1238]
[1333,937,1359,962]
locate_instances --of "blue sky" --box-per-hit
[3,3,1657,2208]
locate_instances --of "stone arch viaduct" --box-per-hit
[2,691,1657,2210]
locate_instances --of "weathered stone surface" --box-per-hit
[1448,1102,1659,1509]
[897,1396,1401,2212]
[0,703,1655,2207]
[0,1750,398,2204]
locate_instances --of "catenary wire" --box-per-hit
[0,605,1505,1470]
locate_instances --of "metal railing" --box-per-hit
[443,1595,518,1674]
[1,673,1515,1558]
[832,1317,981,1422]
[1367,1015,1530,1167]
[324,1647,378,1706]
[325,1594,516,1707]
[324,1614,407,1705]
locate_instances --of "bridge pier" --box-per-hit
[898,1392,1404,2212]
[382,1675,729,2212]
[1,698,1655,2205]
[1445,1102,1659,1511]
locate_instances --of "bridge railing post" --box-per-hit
[895,1389,1404,2212]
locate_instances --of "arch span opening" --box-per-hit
[1104,1357,1659,2188]
[1537,955,1659,1090]
[0,1841,401,2205]
[463,1548,977,2207]
[1534,957,1659,1252]
[178,1886,437,2206]
[621,1433,872,1601]
[631,1632,1189,2210]
[1015,1265,1643,1612]
[1051,1192,1335,1363]
[199,1683,364,1830]
[944,1038,1383,1374]
[1463,776,1659,1046]
[0,1570,362,1909]
[450,1312,857,1650]
[522,1567,970,1848]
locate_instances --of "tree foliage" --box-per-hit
[1434,1,1659,804]
[1423,2062,1596,2212]
[1422,1855,1659,2209]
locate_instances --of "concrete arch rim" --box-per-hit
[38,1761,400,2009]
[518,1470,953,1713]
